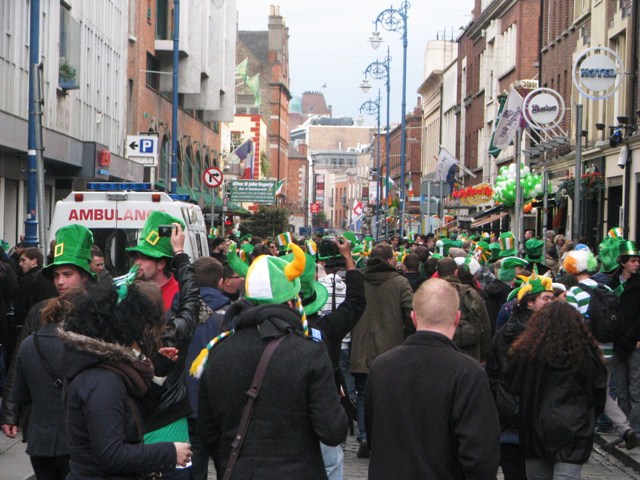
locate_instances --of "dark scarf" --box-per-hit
[98,357,154,398]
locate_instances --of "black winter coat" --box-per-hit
[14,266,57,325]
[608,271,640,360]
[506,349,606,463]
[483,278,513,336]
[144,253,200,432]
[486,304,532,432]
[61,330,177,480]
[197,303,348,479]
[365,332,500,480]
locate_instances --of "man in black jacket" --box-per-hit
[365,278,500,480]
[196,243,347,479]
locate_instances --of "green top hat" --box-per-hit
[524,238,545,263]
[282,251,328,315]
[127,211,185,259]
[619,240,640,258]
[489,242,501,261]
[499,232,517,258]
[276,232,293,251]
[43,225,95,279]
[598,236,624,273]
[498,256,529,282]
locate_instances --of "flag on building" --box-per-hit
[491,87,523,151]
[488,93,507,158]
[275,179,285,196]
[353,199,364,217]
[435,147,459,193]
[352,199,364,231]
[246,73,261,105]
[227,139,254,179]
[236,58,248,84]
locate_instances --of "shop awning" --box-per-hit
[471,211,509,228]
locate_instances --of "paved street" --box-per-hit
[3,427,640,479]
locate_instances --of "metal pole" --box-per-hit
[34,65,47,253]
[542,166,549,266]
[375,96,381,242]
[170,0,180,193]
[399,12,408,238]
[514,130,523,253]
[25,0,40,247]
[425,181,431,234]
[573,104,583,242]
[385,63,391,239]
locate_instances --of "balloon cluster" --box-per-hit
[493,162,548,206]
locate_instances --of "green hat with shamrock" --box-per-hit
[127,211,185,259]
[524,238,545,263]
[43,225,95,279]
[230,242,306,305]
[282,251,328,315]
[498,256,529,282]
[499,232,517,258]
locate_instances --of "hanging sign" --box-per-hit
[522,88,565,131]
[572,46,624,100]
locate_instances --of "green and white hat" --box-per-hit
[43,225,95,279]
[282,251,328,315]
[127,211,185,259]
[499,232,517,258]
[230,242,306,305]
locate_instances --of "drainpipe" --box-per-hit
[25,0,40,247]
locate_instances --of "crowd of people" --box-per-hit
[0,220,638,480]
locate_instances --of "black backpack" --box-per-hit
[582,283,621,343]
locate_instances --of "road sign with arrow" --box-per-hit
[126,135,159,163]
[203,167,224,188]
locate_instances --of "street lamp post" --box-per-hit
[361,48,391,238]
[370,1,409,237]
[360,91,382,241]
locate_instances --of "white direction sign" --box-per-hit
[203,167,224,188]
[126,135,158,158]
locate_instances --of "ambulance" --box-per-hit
[48,182,210,276]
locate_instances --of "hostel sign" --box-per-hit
[573,46,624,100]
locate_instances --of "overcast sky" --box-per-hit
[236,1,474,127]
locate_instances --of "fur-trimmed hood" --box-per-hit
[58,326,143,380]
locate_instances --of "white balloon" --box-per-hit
[508,163,516,172]
[522,166,530,176]
[534,183,543,194]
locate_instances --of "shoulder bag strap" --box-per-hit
[223,334,289,480]
[33,332,63,389]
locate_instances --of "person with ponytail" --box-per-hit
[506,301,606,479]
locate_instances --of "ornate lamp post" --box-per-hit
[361,49,392,238]
[360,91,382,241]
[370,1,409,237]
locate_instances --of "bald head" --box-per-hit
[412,278,460,335]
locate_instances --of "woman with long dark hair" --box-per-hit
[506,301,606,480]
[60,283,191,479]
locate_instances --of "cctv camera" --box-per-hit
[618,145,629,169]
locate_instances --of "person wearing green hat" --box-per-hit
[606,240,640,436]
[524,237,549,275]
[127,211,186,313]
[2,224,96,440]
[483,257,529,336]
[499,232,518,258]
[194,243,348,479]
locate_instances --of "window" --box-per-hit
[146,53,160,90]
[59,6,81,90]
[156,0,170,40]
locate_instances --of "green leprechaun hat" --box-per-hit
[230,242,306,305]
[43,224,95,279]
[619,240,640,258]
[598,236,624,273]
[507,265,553,301]
[282,251,328,315]
[127,211,185,259]
[489,242,501,261]
[499,232,517,258]
[524,238,545,263]
[498,256,529,282]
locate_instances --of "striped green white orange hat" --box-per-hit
[276,232,293,251]
[608,227,624,239]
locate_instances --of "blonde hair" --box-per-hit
[412,278,459,329]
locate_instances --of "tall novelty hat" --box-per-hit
[43,224,96,279]
[598,236,624,273]
[609,227,624,239]
[619,240,640,258]
[230,242,306,305]
[473,241,491,265]
[489,242,501,261]
[499,232,517,258]
[126,211,185,259]
[507,265,553,301]
[498,256,529,282]
[562,249,598,275]
[524,238,545,263]
[276,232,293,252]
[282,251,328,315]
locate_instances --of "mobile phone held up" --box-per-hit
[158,225,174,237]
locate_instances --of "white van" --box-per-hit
[48,183,209,276]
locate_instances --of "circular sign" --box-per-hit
[572,46,624,100]
[522,88,565,131]
[203,167,223,188]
